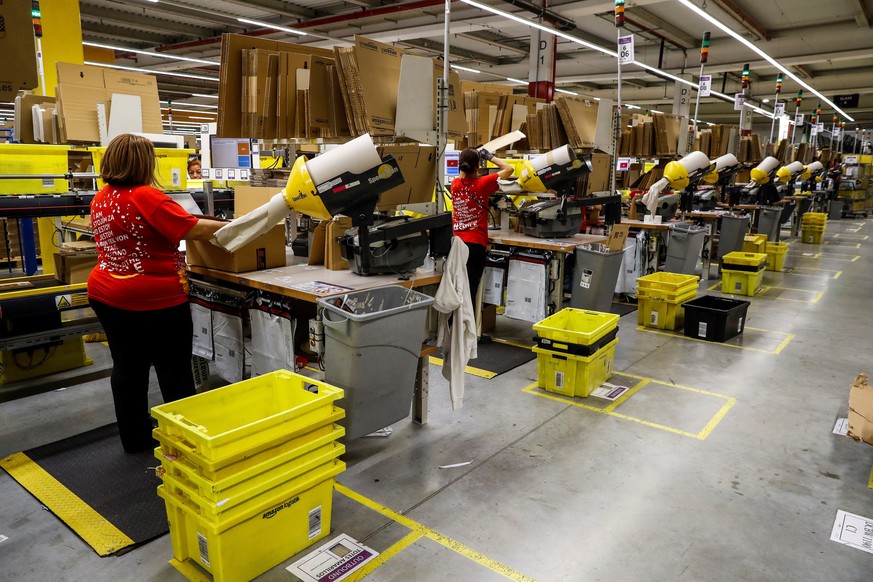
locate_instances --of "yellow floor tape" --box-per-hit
[0,452,134,555]
[429,356,498,379]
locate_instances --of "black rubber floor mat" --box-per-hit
[0,424,165,556]
[610,302,638,317]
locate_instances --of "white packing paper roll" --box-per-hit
[785,160,804,174]
[530,144,574,172]
[679,150,711,174]
[756,156,780,174]
[305,133,382,185]
[713,153,739,172]
[213,192,290,253]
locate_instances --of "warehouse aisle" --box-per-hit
[1,218,872,581]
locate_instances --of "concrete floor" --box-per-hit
[2,217,873,581]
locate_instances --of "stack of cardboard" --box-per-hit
[491,95,543,139]
[465,91,501,147]
[554,95,598,149]
[630,166,665,191]
[459,80,513,95]
[692,125,737,159]
[523,104,566,151]
[54,240,98,284]
[737,135,764,164]
[795,142,814,164]
[653,114,681,156]
[54,63,162,143]
[14,95,58,144]
[0,218,40,263]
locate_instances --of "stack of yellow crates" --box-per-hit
[765,241,789,271]
[635,272,699,330]
[721,252,767,296]
[741,234,768,254]
[801,212,827,244]
[151,370,346,582]
[532,309,619,398]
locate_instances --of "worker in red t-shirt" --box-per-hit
[88,134,225,453]
[450,148,514,306]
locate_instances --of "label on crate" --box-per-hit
[309,506,323,539]
[554,370,565,390]
[735,281,743,293]
[592,384,628,401]
[42,179,53,189]
[198,532,210,567]
[650,310,658,326]
[580,268,593,289]
[287,534,379,582]
[698,322,708,338]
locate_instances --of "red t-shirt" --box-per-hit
[450,173,499,247]
[88,185,198,311]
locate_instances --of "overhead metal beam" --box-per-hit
[217,0,320,20]
[400,38,524,66]
[624,7,696,49]
[455,32,529,56]
[82,28,172,45]
[709,0,771,41]
[858,0,873,26]
[78,6,216,39]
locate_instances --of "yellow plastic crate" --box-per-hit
[636,288,698,330]
[801,212,827,225]
[151,370,344,464]
[0,144,71,194]
[532,308,619,347]
[722,252,767,268]
[85,146,193,190]
[157,426,344,504]
[721,269,765,296]
[742,234,768,254]
[158,462,343,582]
[636,272,699,298]
[801,229,825,244]
[765,242,789,272]
[533,338,618,398]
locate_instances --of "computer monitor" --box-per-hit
[209,137,253,169]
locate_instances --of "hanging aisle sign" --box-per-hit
[698,75,711,97]
[734,93,746,111]
[774,103,785,117]
[618,35,634,65]
[795,113,804,125]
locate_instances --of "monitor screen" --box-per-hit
[210,137,252,169]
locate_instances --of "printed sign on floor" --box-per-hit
[833,418,849,436]
[830,510,873,554]
[591,383,629,401]
[287,534,379,582]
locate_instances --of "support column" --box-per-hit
[528,9,555,102]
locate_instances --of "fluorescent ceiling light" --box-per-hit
[161,107,217,115]
[451,64,481,74]
[555,88,578,95]
[237,18,307,36]
[505,77,527,85]
[83,41,216,66]
[85,61,218,81]
[625,104,641,110]
[160,101,217,109]
[192,93,219,99]
[675,0,853,122]
[189,116,216,120]
[762,98,770,103]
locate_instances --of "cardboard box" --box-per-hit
[555,95,599,149]
[233,185,281,217]
[480,304,497,333]
[0,0,39,101]
[103,69,163,134]
[587,152,611,194]
[325,216,353,270]
[848,374,873,445]
[186,224,286,273]
[376,143,437,209]
[53,252,98,284]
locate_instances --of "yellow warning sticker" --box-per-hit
[55,295,72,309]
[55,293,89,310]
[71,293,89,308]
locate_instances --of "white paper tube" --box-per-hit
[678,150,711,173]
[530,144,574,172]
[305,133,382,185]
[213,192,289,253]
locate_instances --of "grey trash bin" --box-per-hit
[317,285,434,439]
[717,214,750,259]
[571,243,625,312]
[757,206,781,242]
[828,199,844,220]
[665,224,706,275]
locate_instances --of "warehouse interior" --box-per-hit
[1,1,873,581]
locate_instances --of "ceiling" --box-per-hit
[76,0,873,136]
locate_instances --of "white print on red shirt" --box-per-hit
[453,182,485,232]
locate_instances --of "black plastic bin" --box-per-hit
[682,295,750,342]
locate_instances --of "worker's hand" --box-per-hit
[478,148,494,161]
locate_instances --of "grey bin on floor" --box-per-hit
[717,214,750,259]
[317,285,434,440]
[664,224,706,275]
[828,199,844,220]
[570,243,625,312]
[757,206,782,242]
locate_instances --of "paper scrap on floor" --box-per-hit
[833,418,849,436]
[830,510,873,554]
[591,383,629,401]
[0,535,8,544]
[286,533,379,582]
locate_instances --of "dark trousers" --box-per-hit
[465,241,488,308]
[90,299,195,452]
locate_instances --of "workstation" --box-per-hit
[3,1,873,581]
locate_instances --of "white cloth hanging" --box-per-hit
[433,237,477,410]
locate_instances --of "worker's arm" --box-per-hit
[184,218,227,241]
[479,148,514,180]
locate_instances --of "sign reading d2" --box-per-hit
[618,35,634,65]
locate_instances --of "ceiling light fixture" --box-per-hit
[85,61,218,81]
[160,101,217,109]
[83,41,217,66]
[505,77,528,85]
[451,64,481,74]
[555,88,578,95]
[675,0,853,121]
[161,107,217,115]
[192,93,219,99]
[237,18,307,36]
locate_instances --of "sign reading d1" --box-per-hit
[833,94,859,109]
[618,35,634,65]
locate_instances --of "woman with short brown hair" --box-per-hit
[88,134,224,453]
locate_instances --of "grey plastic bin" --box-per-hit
[717,214,750,259]
[664,224,706,275]
[828,199,844,220]
[571,243,625,312]
[317,285,434,439]
[757,206,781,242]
